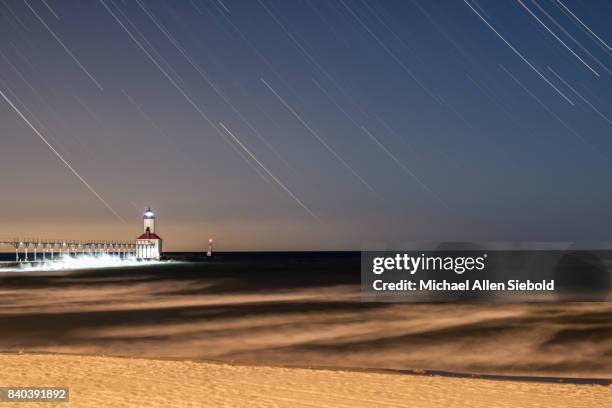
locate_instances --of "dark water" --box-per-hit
[0,252,610,379]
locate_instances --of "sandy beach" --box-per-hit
[0,354,609,408]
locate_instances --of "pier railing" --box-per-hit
[0,238,153,262]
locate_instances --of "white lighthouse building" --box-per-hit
[136,208,162,260]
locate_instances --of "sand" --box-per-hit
[0,354,609,408]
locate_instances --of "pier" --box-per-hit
[0,238,153,262]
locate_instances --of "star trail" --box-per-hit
[0,1,610,250]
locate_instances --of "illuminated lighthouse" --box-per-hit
[136,207,162,260]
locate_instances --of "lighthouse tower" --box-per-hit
[136,207,162,260]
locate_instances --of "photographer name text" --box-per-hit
[373,279,555,291]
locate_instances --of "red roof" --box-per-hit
[137,232,161,240]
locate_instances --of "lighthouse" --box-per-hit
[136,207,162,260]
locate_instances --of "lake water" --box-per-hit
[0,252,609,379]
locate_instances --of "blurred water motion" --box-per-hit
[0,253,609,379]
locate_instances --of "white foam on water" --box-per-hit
[0,254,164,272]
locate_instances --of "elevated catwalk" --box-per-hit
[0,239,154,262]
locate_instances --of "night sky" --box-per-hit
[0,0,611,251]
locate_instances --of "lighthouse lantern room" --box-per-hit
[136,207,162,260]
